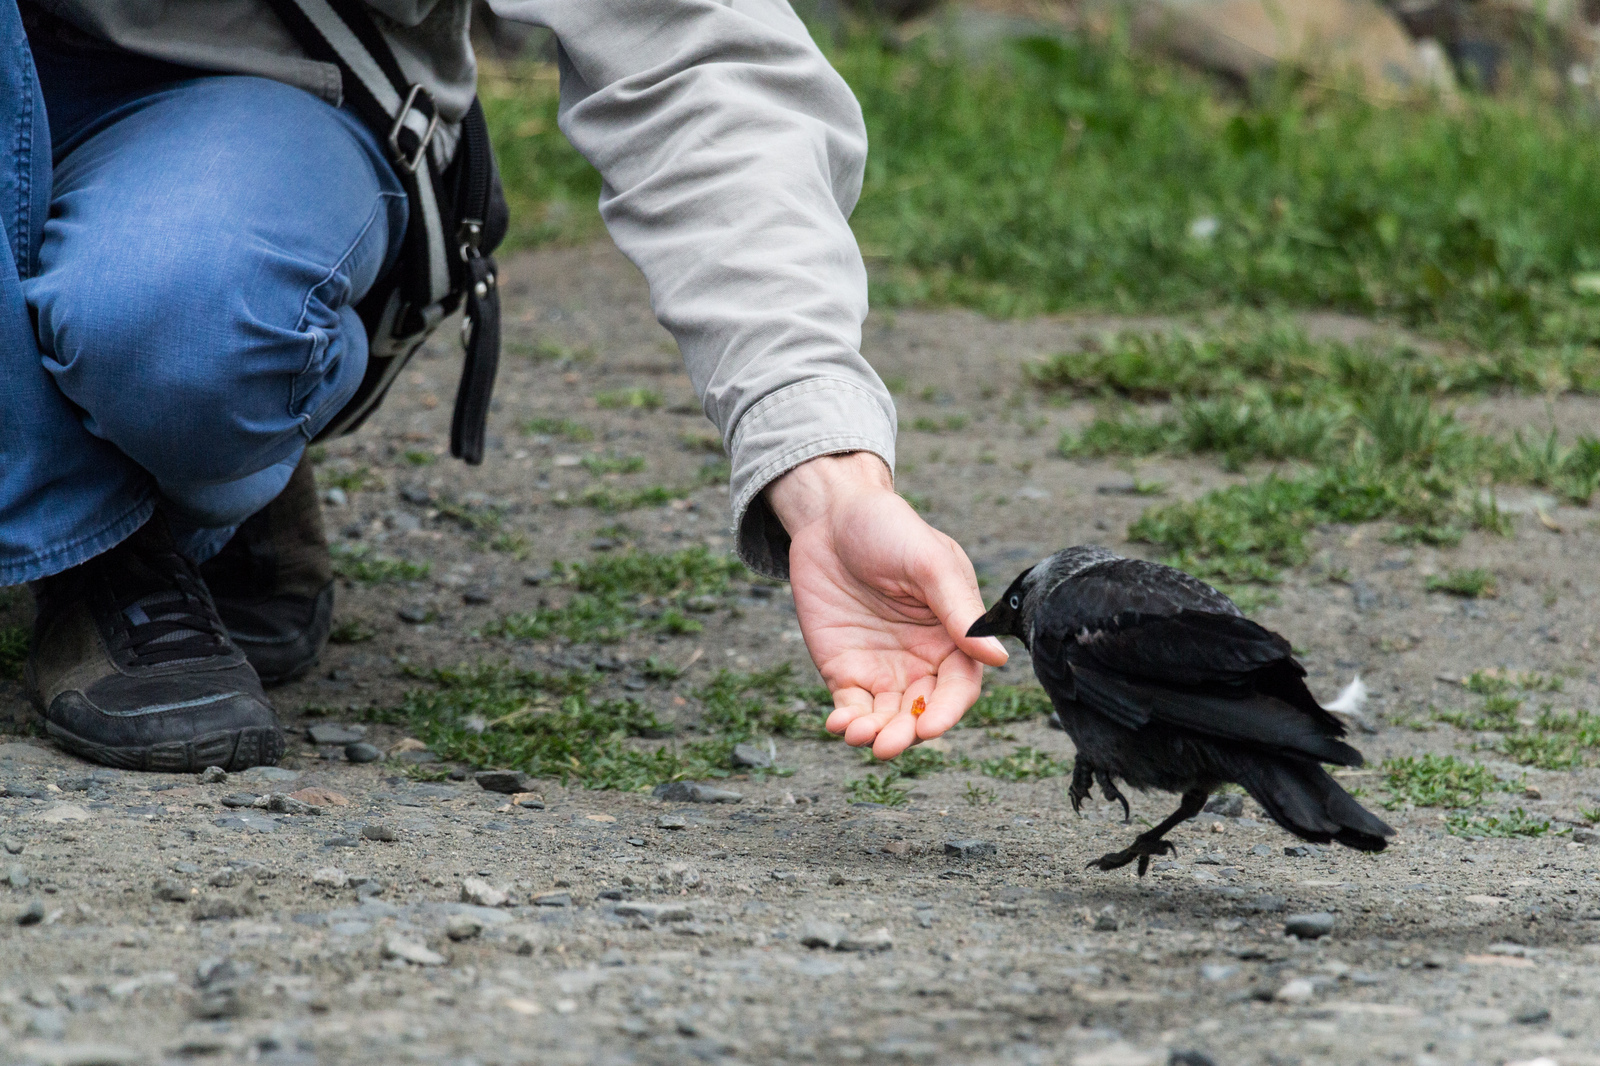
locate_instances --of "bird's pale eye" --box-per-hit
[1008,595,1020,609]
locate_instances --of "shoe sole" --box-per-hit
[41,720,286,773]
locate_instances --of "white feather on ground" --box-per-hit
[1322,674,1369,722]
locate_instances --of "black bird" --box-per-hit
[968,546,1392,875]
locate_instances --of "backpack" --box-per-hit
[263,0,510,465]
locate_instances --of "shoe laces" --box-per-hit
[101,538,233,669]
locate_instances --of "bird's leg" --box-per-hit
[1086,789,1209,877]
[1069,758,1094,815]
[1094,769,1131,823]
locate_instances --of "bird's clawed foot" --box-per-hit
[1086,836,1177,877]
[1069,758,1093,815]
[1095,770,1131,823]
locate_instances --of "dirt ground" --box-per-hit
[5,242,1600,1066]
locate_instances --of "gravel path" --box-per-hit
[4,243,1600,1066]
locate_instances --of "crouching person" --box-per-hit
[2,0,1006,774]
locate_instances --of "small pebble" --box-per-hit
[361,824,398,842]
[16,899,45,926]
[446,914,484,941]
[397,603,432,624]
[731,742,774,770]
[462,586,493,605]
[196,767,228,784]
[1284,912,1336,940]
[2,839,21,856]
[943,839,997,860]
[657,814,688,830]
[344,742,382,764]
[476,770,533,794]
[307,723,366,746]
[1203,793,1244,817]
[652,781,743,804]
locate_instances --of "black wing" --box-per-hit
[1033,564,1357,765]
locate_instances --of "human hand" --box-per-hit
[765,452,1008,759]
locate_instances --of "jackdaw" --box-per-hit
[968,546,1392,875]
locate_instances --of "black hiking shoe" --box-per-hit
[26,514,284,772]
[200,454,334,686]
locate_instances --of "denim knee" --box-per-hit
[23,76,401,503]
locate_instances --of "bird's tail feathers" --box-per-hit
[1232,756,1392,852]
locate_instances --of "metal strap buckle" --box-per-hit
[388,84,440,173]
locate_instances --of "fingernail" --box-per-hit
[981,637,1007,657]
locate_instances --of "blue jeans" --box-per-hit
[0,3,406,585]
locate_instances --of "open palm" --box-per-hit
[784,487,1006,759]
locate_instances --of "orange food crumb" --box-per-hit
[911,696,927,716]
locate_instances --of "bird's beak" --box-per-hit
[966,608,1003,639]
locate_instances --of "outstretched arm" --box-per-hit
[766,452,1008,759]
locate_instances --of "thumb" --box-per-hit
[918,538,1008,667]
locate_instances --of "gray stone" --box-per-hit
[943,839,997,860]
[254,793,321,816]
[460,878,508,907]
[1515,1007,1552,1025]
[798,921,845,949]
[361,823,398,842]
[1573,828,1599,845]
[1283,844,1327,858]
[534,892,572,908]
[191,897,253,922]
[731,742,774,770]
[219,793,257,808]
[613,901,693,923]
[1284,912,1336,940]
[1249,844,1273,857]
[1199,963,1238,982]
[446,914,484,941]
[154,878,194,902]
[2,838,21,855]
[383,935,445,966]
[307,723,367,745]
[838,927,893,952]
[345,742,382,764]
[5,864,28,889]
[657,813,688,830]
[236,766,300,784]
[25,1007,66,1038]
[196,766,228,784]
[16,899,45,925]
[475,770,533,794]
[1203,793,1244,817]
[462,586,493,605]
[1093,907,1119,932]
[397,603,432,624]
[213,813,278,834]
[56,775,92,791]
[652,781,744,803]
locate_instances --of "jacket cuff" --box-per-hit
[728,378,897,580]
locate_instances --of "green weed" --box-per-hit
[911,414,970,433]
[522,417,593,441]
[980,745,1072,782]
[1380,754,1507,810]
[329,619,375,645]
[0,624,27,681]
[330,544,430,585]
[965,783,998,806]
[846,774,911,806]
[965,685,1053,727]
[1426,568,1499,599]
[370,664,730,791]
[1446,807,1552,839]
[404,450,437,466]
[594,388,663,411]
[317,466,384,494]
[581,454,647,475]
[564,485,688,513]
[695,665,825,741]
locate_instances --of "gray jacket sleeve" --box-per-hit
[488,0,897,579]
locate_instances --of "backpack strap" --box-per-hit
[264,0,502,464]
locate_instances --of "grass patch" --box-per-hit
[560,485,690,513]
[329,619,375,645]
[594,388,663,411]
[317,465,384,494]
[980,745,1073,781]
[910,414,971,433]
[0,624,28,681]
[477,64,603,248]
[695,665,828,741]
[1446,807,1552,839]
[370,664,730,791]
[1426,568,1499,599]
[522,417,593,442]
[965,684,1052,727]
[487,546,746,644]
[581,454,647,475]
[403,450,436,466]
[845,774,911,806]
[330,544,430,585]
[1380,754,1507,810]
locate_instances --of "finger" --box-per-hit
[914,649,985,740]
[843,689,902,748]
[871,678,936,760]
[917,541,1009,667]
[825,687,874,735]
